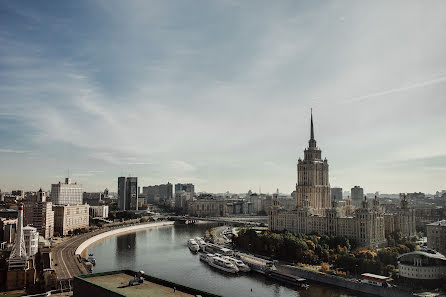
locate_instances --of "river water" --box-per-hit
[87,223,362,297]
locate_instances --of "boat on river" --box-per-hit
[267,270,309,289]
[222,256,250,272]
[238,253,276,274]
[187,239,200,253]
[208,256,239,273]
[199,253,215,263]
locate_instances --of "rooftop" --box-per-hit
[75,270,222,297]
[398,250,446,261]
[427,219,446,226]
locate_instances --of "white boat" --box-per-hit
[199,253,215,263]
[208,256,239,273]
[195,237,207,251]
[187,239,200,253]
[223,256,250,272]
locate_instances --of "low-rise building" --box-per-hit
[187,199,227,217]
[23,226,39,256]
[427,220,446,256]
[398,250,446,288]
[53,204,89,236]
[0,218,17,243]
[89,205,109,218]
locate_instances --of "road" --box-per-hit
[52,224,136,280]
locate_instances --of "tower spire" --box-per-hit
[310,108,314,140]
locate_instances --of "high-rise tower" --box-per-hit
[296,110,330,214]
[8,204,28,270]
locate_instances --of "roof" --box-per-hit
[361,273,391,281]
[75,270,222,297]
[427,219,446,226]
[397,250,446,261]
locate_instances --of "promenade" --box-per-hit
[52,221,174,280]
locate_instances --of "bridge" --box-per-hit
[166,216,268,226]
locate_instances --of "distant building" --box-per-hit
[51,177,83,205]
[174,190,192,212]
[118,177,138,211]
[53,204,89,236]
[398,250,446,287]
[331,187,343,201]
[83,192,104,206]
[23,189,54,239]
[89,205,109,218]
[427,220,446,256]
[11,190,24,199]
[175,183,195,195]
[188,198,227,217]
[415,208,446,232]
[383,194,416,238]
[142,183,172,204]
[269,112,386,248]
[0,218,17,243]
[351,186,364,208]
[23,226,39,257]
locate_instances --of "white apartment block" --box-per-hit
[51,177,83,205]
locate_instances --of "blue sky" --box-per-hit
[1,1,446,194]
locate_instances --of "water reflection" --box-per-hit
[89,224,363,297]
[116,233,136,268]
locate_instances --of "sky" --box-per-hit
[1,1,446,194]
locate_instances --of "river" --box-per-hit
[87,223,363,297]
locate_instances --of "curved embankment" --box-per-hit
[75,221,175,256]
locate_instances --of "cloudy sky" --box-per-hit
[1,1,445,194]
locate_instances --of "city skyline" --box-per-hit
[1,1,446,193]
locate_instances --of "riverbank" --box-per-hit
[75,221,175,256]
[279,263,414,297]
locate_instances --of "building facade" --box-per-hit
[23,189,54,239]
[383,194,416,238]
[398,250,446,288]
[331,187,343,201]
[175,183,195,195]
[187,199,227,217]
[53,204,89,236]
[89,205,109,218]
[118,177,138,211]
[23,226,39,257]
[51,178,83,205]
[268,112,386,248]
[142,183,173,204]
[427,220,446,256]
[351,186,364,208]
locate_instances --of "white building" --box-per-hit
[398,250,446,287]
[51,178,83,205]
[89,205,109,218]
[23,226,39,257]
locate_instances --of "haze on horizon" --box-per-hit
[1,1,445,194]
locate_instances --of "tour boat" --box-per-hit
[207,256,239,273]
[195,237,207,251]
[187,239,200,253]
[222,256,250,272]
[199,253,215,263]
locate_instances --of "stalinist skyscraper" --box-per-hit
[296,110,330,215]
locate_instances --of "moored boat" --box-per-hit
[187,239,200,253]
[87,253,96,266]
[222,256,250,272]
[267,270,309,289]
[207,256,239,273]
[199,253,215,263]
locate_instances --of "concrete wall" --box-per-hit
[75,221,174,256]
